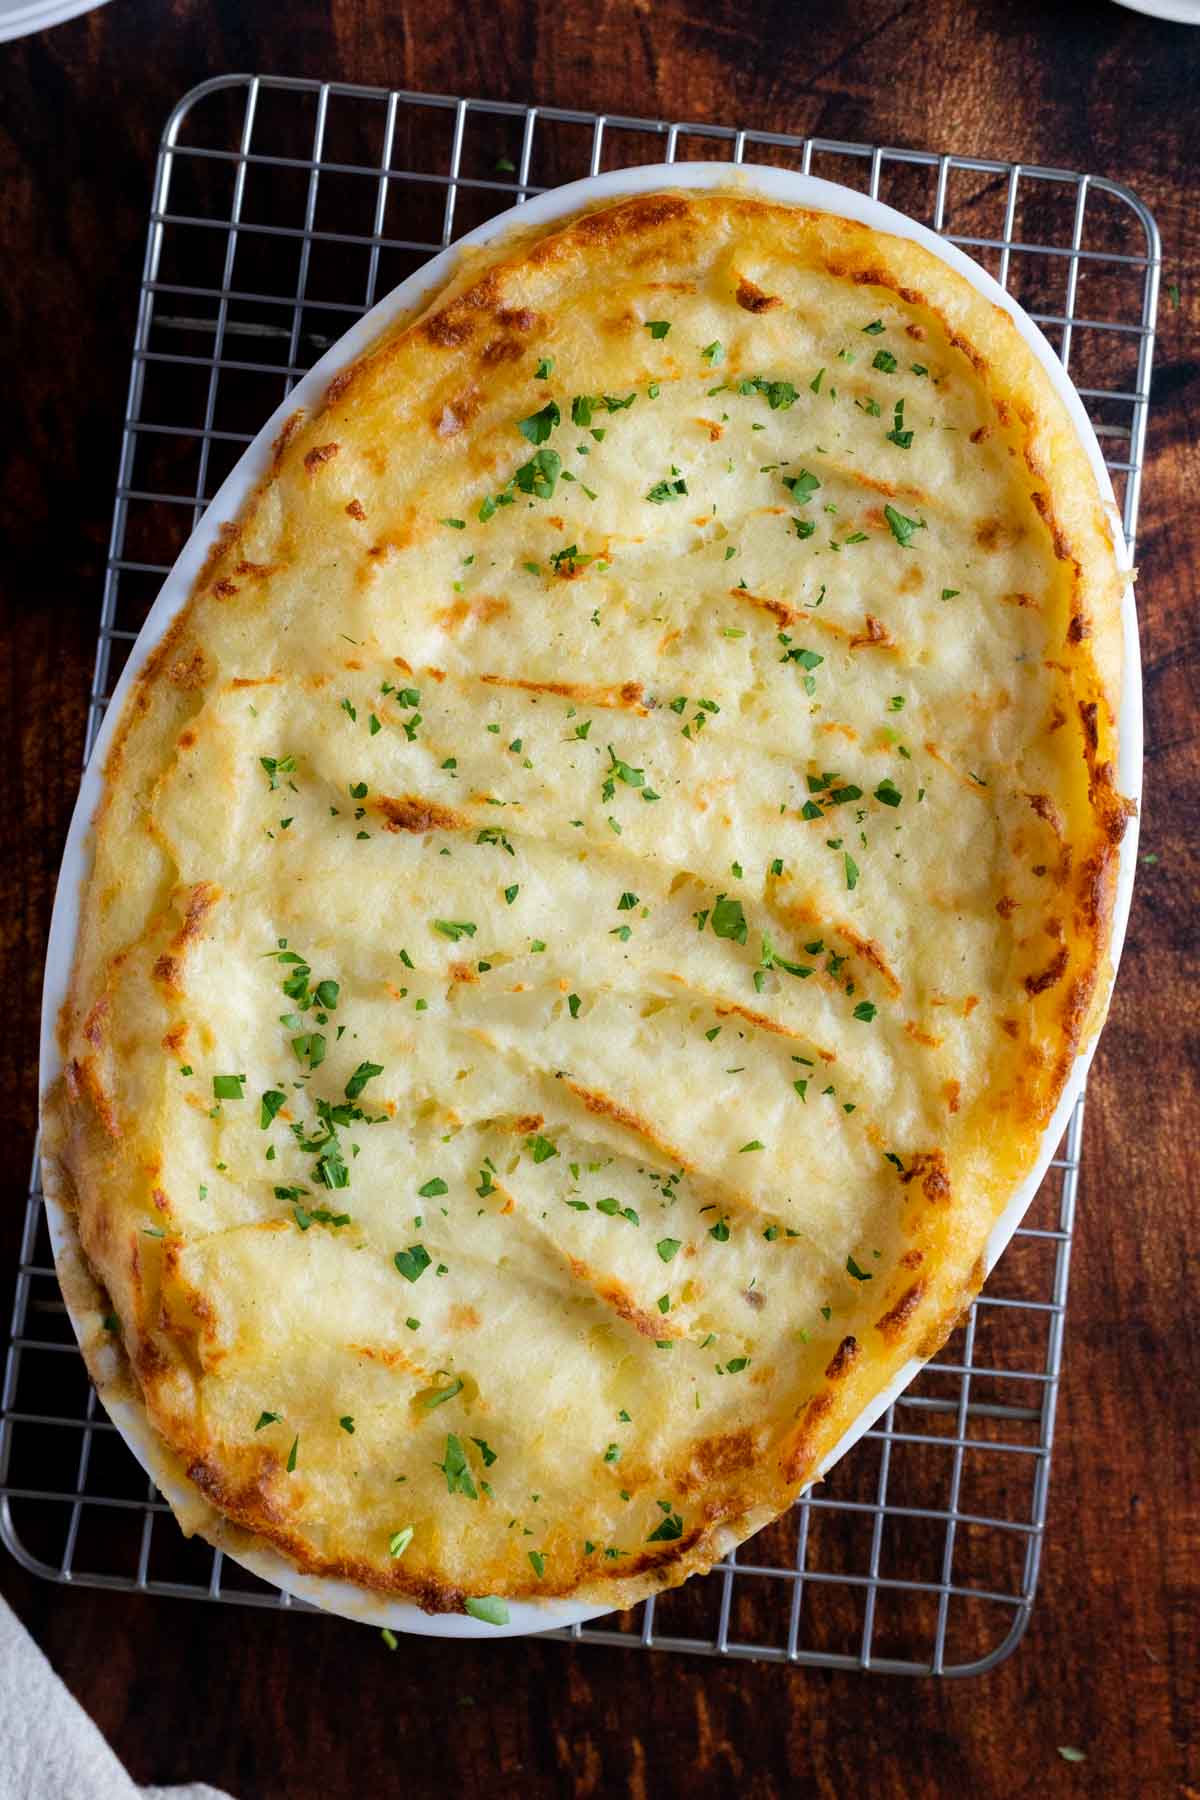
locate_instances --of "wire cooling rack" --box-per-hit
[1,76,1160,1677]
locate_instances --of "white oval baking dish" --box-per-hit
[39,159,1141,1638]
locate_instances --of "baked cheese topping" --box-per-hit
[45,192,1130,1617]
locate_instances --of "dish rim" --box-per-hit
[38,158,1142,1639]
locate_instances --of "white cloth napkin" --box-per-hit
[0,1593,236,1800]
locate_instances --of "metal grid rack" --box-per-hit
[0,76,1159,1676]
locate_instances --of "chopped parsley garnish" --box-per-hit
[645,320,671,339]
[702,341,724,364]
[293,1203,351,1231]
[793,518,816,540]
[528,1550,546,1578]
[433,919,476,941]
[709,893,747,944]
[941,587,960,600]
[433,1434,478,1501]
[846,1255,873,1280]
[646,471,688,504]
[517,400,560,445]
[853,1001,878,1022]
[886,398,913,449]
[844,854,860,891]
[646,1509,683,1542]
[527,1135,558,1164]
[535,356,554,379]
[389,1526,414,1557]
[567,993,581,1018]
[596,1198,639,1225]
[709,1218,731,1241]
[874,778,903,807]
[417,1177,448,1198]
[862,320,885,335]
[884,504,925,547]
[512,446,562,500]
[782,469,821,503]
[344,1061,384,1100]
[871,348,898,373]
[420,1378,464,1411]
[255,1410,282,1431]
[286,1435,299,1472]
[605,745,646,794]
[464,1596,509,1626]
[394,1244,432,1283]
[656,1237,681,1263]
[760,933,813,980]
[212,1074,245,1101]
[504,883,519,905]
[739,376,797,411]
[549,542,593,576]
[260,1089,286,1128]
[259,754,296,790]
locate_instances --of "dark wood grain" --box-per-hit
[1,2,1196,1795]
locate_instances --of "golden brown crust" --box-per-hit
[43,188,1129,1618]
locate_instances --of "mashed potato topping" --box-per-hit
[44,191,1131,1615]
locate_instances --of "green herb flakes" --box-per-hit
[436,1433,478,1499]
[517,400,560,445]
[345,1061,384,1100]
[433,919,477,942]
[710,894,747,944]
[464,1596,509,1626]
[646,472,688,504]
[884,504,925,548]
[394,1245,432,1283]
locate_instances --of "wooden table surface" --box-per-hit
[1,2,1195,1794]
